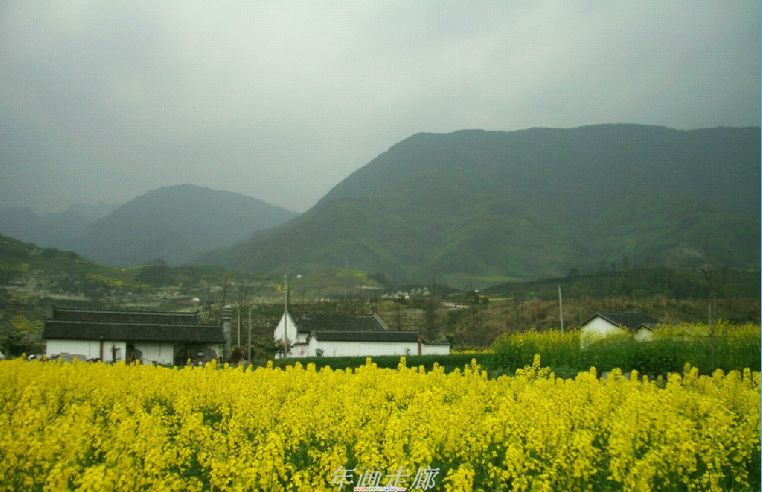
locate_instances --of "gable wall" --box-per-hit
[581,317,626,337]
[274,312,299,345]
[634,328,655,342]
[579,317,627,349]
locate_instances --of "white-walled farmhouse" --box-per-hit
[580,311,658,348]
[274,310,450,358]
[43,307,225,364]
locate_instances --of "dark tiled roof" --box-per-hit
[52,307,199,326]
[43,320,224,343]
[290,312,387,333]
[43,308,223,343]
[593,312,659,330]
[312,330,420,343]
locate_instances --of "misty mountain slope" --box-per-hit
[202,125,759,284]
[0,203,120,251]
[73,184,298,266]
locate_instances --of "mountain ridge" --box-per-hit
[75,184,298,266]
[0,184,298,267]
[200,124,759,286]
[0,202,120,251]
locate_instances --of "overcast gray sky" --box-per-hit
[1,1,759,213]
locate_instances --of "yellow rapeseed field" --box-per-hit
[0,357,758,491]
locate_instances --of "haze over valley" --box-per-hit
[0,1,759,351]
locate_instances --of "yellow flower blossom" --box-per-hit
[0,354,757,490]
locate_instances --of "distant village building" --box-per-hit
[274,310,450,358]
[580,311,659,348]
[42,307,225,364]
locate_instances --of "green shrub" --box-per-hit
[492,322,760,376]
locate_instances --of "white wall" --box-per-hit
[291,344,310,358]
[580,317,627,348]
[581,317,625,336]
[273,312,301,346]
[307,336,318,357]
[46,339,126,362]
[634,328,654,342]
[303,340,445,358]
[422,344,450,355]
[134,342,175,365]
[313,340,420,357]
[300,337,452,358]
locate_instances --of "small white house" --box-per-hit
[274,310,450,358]
[43,307,224,364]
[580,311,659,348]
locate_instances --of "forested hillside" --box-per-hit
[207,125,759,285]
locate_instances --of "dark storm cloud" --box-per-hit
[1,1,758,213]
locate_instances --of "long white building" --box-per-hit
[274,310,450,358]
[43,307,225,364]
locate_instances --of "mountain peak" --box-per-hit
[211,125,759,286]
[69,185,297,266]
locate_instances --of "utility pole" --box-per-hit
[283,274,288,357]
[247,305,252,362]
[558,285,565,332]
[700,266,716,368]
[221,305,233,362]
[237,289,242,348]
[222,275,228,306]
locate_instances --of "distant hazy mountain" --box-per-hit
[73,184,297,266]
[204,125,759,285]
[0,202,119,250]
